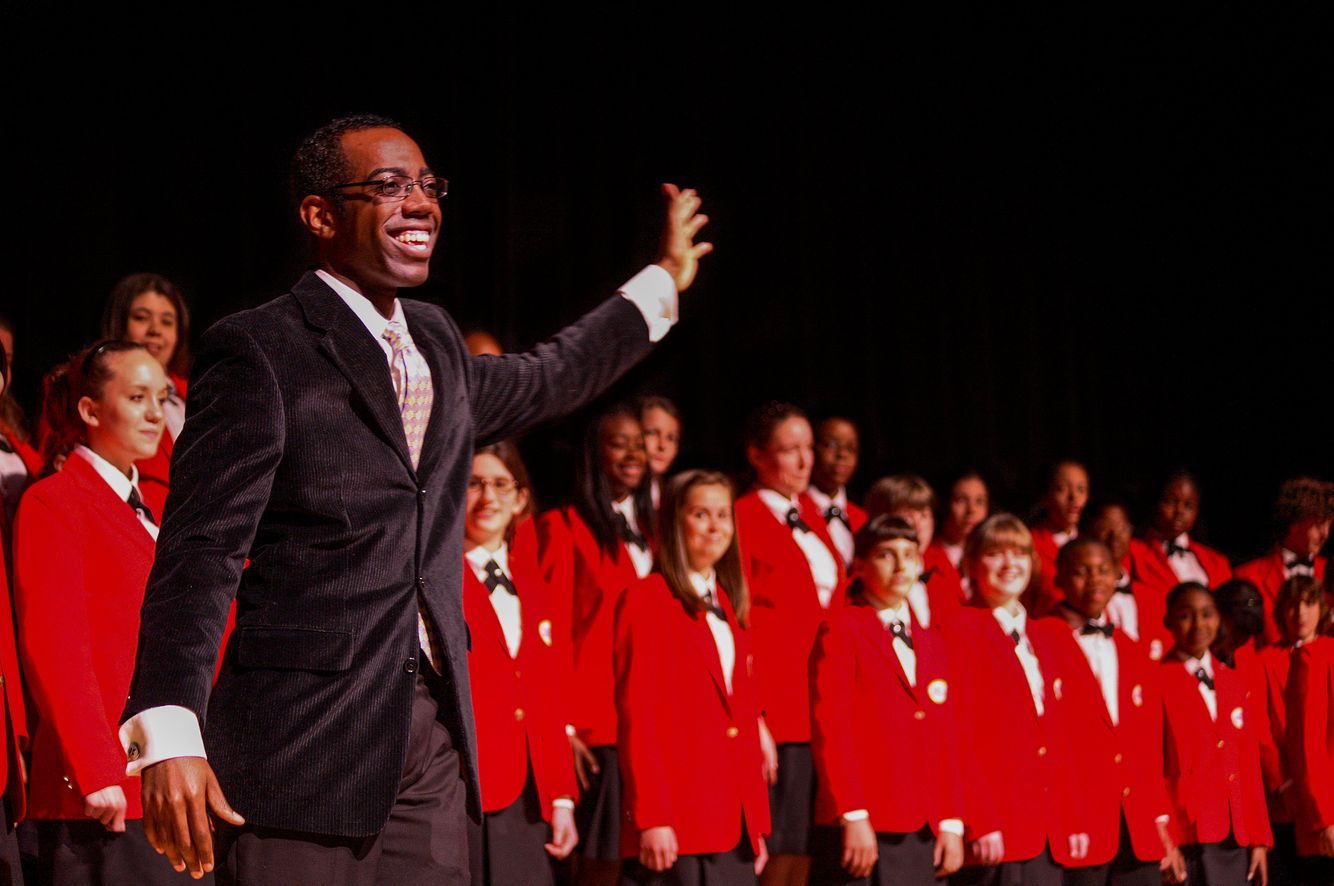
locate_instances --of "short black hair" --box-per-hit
[854,514,919,560]
[1055,536,1112,574]
[1213,578,1265,640]
[290,114,403,210]
[1164,580,1212,616]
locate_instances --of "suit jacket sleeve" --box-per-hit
[468,295,653,446]
[122,317,286,725]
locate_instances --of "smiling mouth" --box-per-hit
[393,230,432,252]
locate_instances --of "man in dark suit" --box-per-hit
[117,114,711,883]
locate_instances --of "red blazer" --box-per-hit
[939,606,1081,863]
[0,535,27,822]
[921,542,964,628]
[1157,656,1271,848]
[809,601,964,833]
[133,373,186,520]
[1025,525,1067,618]
[13,453,154,820]
[1129,537,1232,662]
[1285,637,1334,856]
[463,547,577,817]
[735,489,841,743]
[1028,617,1170,865]
[536,505,642,747]
[1236,549,1328,649]
[614,575,770,857]
[1254,644,1296,823]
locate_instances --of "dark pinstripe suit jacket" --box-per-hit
[122,270,653,836]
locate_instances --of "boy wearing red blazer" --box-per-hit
[864,474,963,629]
[1028,538,1183,885]
[809,515,965,884]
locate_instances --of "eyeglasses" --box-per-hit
[327,175,449,201]
[468,476,519,496]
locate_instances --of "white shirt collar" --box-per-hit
[73,445,140,503]
[1184,650,1215,679]
[688,569,717,598]
[1166,532,1191,553]
[757,487,802,522]
[465,542,510,578]
[611,495,638,524]
[315,269,406,341]
[876,600,913,629]
[992,604,1028,636]
[805,485,847,511]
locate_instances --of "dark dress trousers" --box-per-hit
[121,270,657,838]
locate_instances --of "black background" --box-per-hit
[3,11,1330,560]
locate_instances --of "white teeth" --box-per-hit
[396,230,430,245]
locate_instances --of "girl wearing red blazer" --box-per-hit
[808,416,865,571]
[935,471,990,574]
[1025,460,1090,618]
[809,515,965,884]
[614,469,770,885]
[464,442,579,885]
[537,405,655,885]
[13,341,178,884]
[1158,582,1270,886]
[1130,472,1233,662]
[101,272,192,520]
[942,514,1089,886]
[733,402,838,886]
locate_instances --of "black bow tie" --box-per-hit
[824,505,850,529]
[1165,539,1189,558]
[483,559,516,596]
[1010,629,1023,647]
[1114,581,1134,595]
[888,620,913,650]
[616,512,647,551]
[127,487,157,526]
[1081,622,1114,638]
[702,590,726,621]
[1194,667,1215,691]
[786,507,812,534]
[1286,555,1315,571]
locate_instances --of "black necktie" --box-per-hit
[483,559,516,596]
[824,505,850,529]
[1010,629,1023,646]
[1081,622,1114,638]
[888,620,914,650]
[1165,538,1189,558]
[701,590,726,620]
[616,512,647,551]
[1286,554,1315,571]
[1194,667,1214,691]
[127,488,157,526]
[786,507,812,534]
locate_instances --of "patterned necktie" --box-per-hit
[382,320,434,470]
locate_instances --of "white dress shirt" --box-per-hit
[806,485,854,569]
[1104,570,1140,642]
[1165,534,1211,586]
[121,265,679,777]
[877,601,917,686]
[941,541,965,571]
[1184,652,1218,721]
[611,496,654,579]
[74,445,157,540]
[466,544,521,658]
[690,570,735,694]
[1070,615,1119,725]
[1051,527,1077,549]
[993,606,1045,716]
[906,581,932,629]
[757,488,840,608]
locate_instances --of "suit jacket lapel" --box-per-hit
[689,604,733,712]
[293,272,415,477]
[854,605,916,697]
[462,565,511,656]
[67,456,155,560]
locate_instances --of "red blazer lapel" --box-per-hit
[462,563,511,656]
[65,455,154,559]
[852,604,916,698]
[799,492,842,565]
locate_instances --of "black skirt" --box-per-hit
[809,824,936,885]
[766,742,814,856]
[484,769,555,886]
[575,744,623,862]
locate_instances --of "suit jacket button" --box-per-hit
[1216,739,1225,749]
[417,577,426,588]
[404,658,418,674]
[1037,746,1047,757]
[1113,753,1122,764]
[725,726,739,738]
[514,708,525,721]
[1122,787,1131,797]
[913,710,926,721]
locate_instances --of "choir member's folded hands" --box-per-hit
[971,830,1004,865]
[934,830,963,877]
[1248,846,1267,885]
[654,184,712,293]
[544,804,578,859]
[840,818,878,878]
[1067,831,1089,861]
[84,785,128,833]
[640,825,678,871]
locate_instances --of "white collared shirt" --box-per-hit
[466,543,521,658]
[1070,614,1120,726]
[876,601,917,686]
[1104,571,1140,641]
[611,496,654,579]
[690,570,735,693]
[757,488,840,608]
[1164,534,1210,586]
[74,445,157,540]
[806,485,854,569]
[906,581,932,629]
[1184,651,1218,721]
[941,541,964,571]
[1052,527,1078,549]
[993,605,1045,716]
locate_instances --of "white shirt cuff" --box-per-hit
[619,265,678,343]
[552,798,575,811]
[119,705,208,777]
[840,809,869,823]
[1155,814,1171,825]
[939,818,965,836]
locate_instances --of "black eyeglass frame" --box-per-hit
[326,175,449,201]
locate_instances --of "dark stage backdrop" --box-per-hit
[3,14,1330,562]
